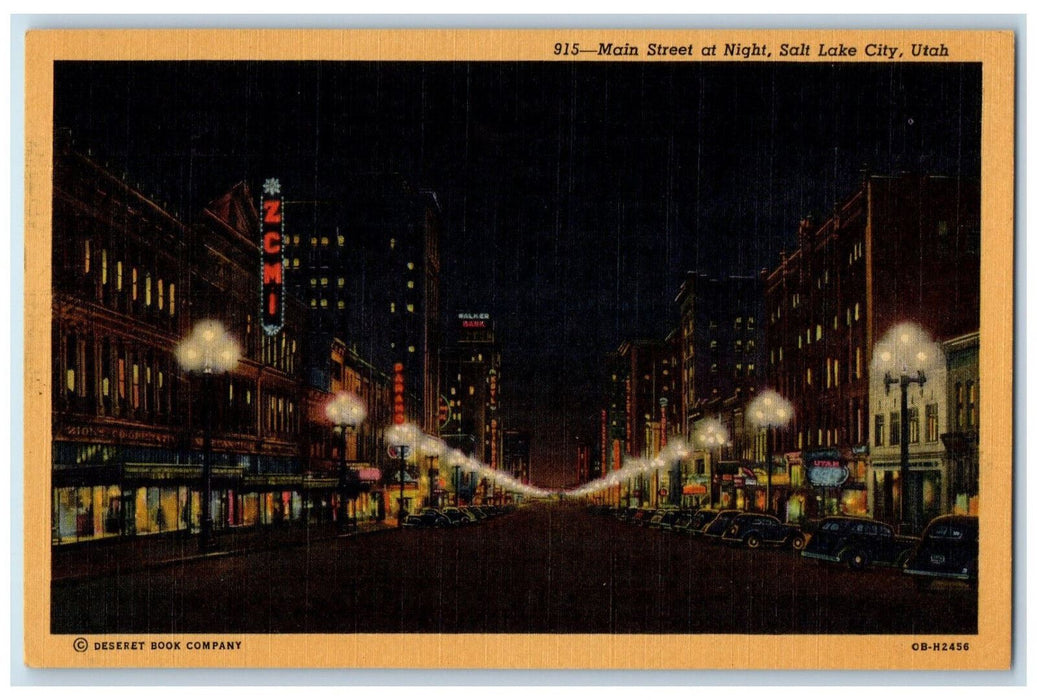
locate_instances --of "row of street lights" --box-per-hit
[173,316,937,545]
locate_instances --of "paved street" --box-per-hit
[52,502,977,635]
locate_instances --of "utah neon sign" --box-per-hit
[260,178,285,335]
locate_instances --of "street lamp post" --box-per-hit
[325,391,367,534]
[175,319,241,553]
[748,390,794,516]
[694,418,729,509]
[873,323,942,535]
[386,423,419,528]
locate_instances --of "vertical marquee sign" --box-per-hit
[260,178,285,335]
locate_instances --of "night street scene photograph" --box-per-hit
[48,56,983,638]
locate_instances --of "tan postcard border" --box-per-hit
[23,28,1015,670]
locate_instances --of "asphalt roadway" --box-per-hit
[51,501,977,635]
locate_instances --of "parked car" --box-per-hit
[903,515,978,590]
[682,508,721,536]
[632,508,655,527]
[648,509,681,530]
[404,509,451,528]
[671,511,698,534]
[720,513,807,549]
[800,516,918,569]
[701,510,743,540]
[441,507,473,525]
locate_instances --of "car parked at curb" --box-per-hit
[721,513,807,550]
[800,516,917,569]
[903,515,978,590]
[701,509,743,540]
[681,508,721,536]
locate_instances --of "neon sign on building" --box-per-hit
[260,178,285,335]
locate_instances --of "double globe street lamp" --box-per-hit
[385,422,421,527]
[693,418,729,508]
[175,319,241,553]
[748,390,794,515]
[325,391,368,533]
[872,322,943,534]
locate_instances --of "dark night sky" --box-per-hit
[54,60,981,487]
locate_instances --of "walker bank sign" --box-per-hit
[260,178,285,335]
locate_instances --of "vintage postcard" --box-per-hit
[23,27,1014,670]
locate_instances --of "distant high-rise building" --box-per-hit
[283,174,441,434]
[440,313,501,467]
[675,273,764,434]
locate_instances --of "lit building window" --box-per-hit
[169,283,175,315]
[337,277,345,287]
[116,261,123,290]
[320,278,328,287]
[84,240,91,273]
[408,345,415,353]
[310,278,317,287]
[310,237,317,246]
[925,404,939,442]
[101,250,108,285]
[320,298,328,308]
[157,279,164,310]
[389,238,396,250]
[310,299,317,308]
[321,237,329,246]
[390,302,396,313]
[854,303,860,320]
[132,268,138,300]
[874,415,885,446]
[407,262,415,270]
[338,235,345,246]
[337,300,345,309]
[407,280,415,289]
[144,273,151,306]
[406,304,414,313]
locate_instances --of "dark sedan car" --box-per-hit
[681,508,720,536]
[402,509,451,528]
[721,513,806,549]
[800,516,917,569]
[903,515,978,590]
[701,510,743,540]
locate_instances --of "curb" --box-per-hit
[52,523,395,585]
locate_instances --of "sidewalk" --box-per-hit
[51,519,395,583]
